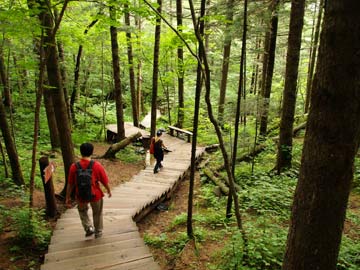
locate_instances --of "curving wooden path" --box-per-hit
[41,124,205,270]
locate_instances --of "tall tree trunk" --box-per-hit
[35,0,74,197]
[227,0,247,220]
[70,18,98,124]
[135,0,144,118]
[276,0,305,173]
[150,0,162,137]
[43,87,60,148]
[218,0,235,126]
[70,45,82,123]
[30,34,46,208]
[187,0,206,239]
[283,1,360,269]
[124,4,139,127]
[0,49,12,108]
[250,38,261,95]
[259,0,279,138]
[188,0,244,236]
[110,4,125,141]
[0,80,24,186]
[57,41,71,123]
[304,0,324,113]
[176,0,184,128]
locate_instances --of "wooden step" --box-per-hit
[45,238,147,263]
[48,231,141,253]
[41,246,152,270]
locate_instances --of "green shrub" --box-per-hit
[11,207,51,249]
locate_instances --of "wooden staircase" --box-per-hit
[41,125,205,270]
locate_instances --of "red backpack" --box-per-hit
[149,138,155,154]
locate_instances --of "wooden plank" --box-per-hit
[48,231,141,253]
[50,222,138,244]
[103,257,160,270]
[45,238,147,263]
[41,246,152,270]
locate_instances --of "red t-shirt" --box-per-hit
[68,159,109,203]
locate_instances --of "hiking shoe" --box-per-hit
[85,226,95,237]
[95,232,103,239]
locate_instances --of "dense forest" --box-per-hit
[0,0,359,269]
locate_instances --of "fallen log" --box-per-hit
[101,132,142,159]
[202,167,229,195]
[293,122,306,137]
[215,172,241,192]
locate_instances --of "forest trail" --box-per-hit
[41,124,205,270]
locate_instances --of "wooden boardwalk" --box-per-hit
[41,124,205,270]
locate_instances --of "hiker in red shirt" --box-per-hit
[65,142,112,239]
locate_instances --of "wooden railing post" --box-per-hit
[39,156,58,218]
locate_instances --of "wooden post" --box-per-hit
[39,156,58,218]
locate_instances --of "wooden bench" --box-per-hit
[168,125,193,142]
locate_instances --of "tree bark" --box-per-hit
[276,0,305,173]
[227,0,247,219]
[70,18,98,124]
[259,0,279,137]
[57,41,71,123]
[102,132,142,159]
[187,0,205,239]
[0,49,12,108]
[176,0,184,128]
[110,4,125,141]
[283,1,360,269]
[135,1,144,118]
[39,156,58,218]
[304,0,324,113]
[124,4,139,127]
[218,0,235,126]
[43,87,60,149]
[35,0,75,197]
[150,0,162,137]
[0,90,24,186]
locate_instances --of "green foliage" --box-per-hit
[353,156,360,192]
[237,171,297,218]
[144,231,190,256]
[116,145,144,163]
[338,236,360,270]
[11,207,51,249]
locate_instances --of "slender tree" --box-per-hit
[304,0,323,113]
[188,0,244,237]
[259,0,279,138]
[70,18,98,124]
[0,77,24,186]
[124,3,139,127]
[110,2,125,141]
[0,49,12,108]
[150,0,162,137]
[176,0,184,128]
[186,0,205,238]
[218,0,235,126]
[226,0,248,219]
[276,0,305,173]
[283,1,360,269]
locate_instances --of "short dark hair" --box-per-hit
[156,130,162,136]
[80,142,94,157]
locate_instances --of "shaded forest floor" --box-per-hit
[1,142,360,270]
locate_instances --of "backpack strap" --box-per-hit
[75,161,81,169]
[87,160,95,169]
[75,160,94,170]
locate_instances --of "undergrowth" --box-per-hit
[144,137,360,270]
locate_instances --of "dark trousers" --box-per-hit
[154,158,162,172]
